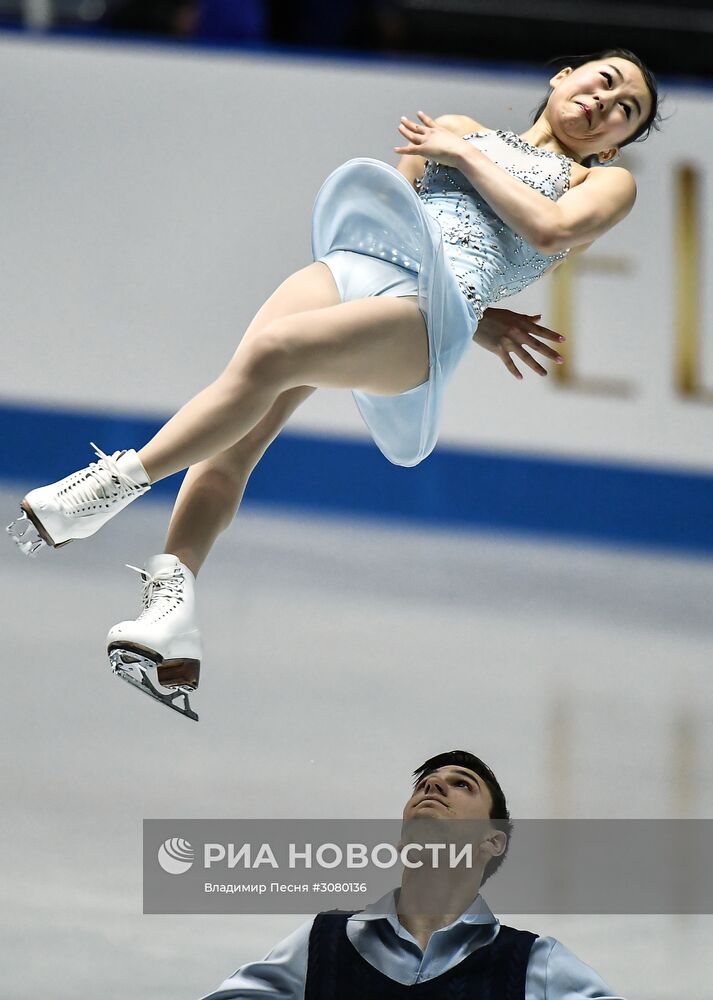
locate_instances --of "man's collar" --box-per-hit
[349,888,498,927]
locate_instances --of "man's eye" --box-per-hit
[621,103,632,119]
[601,71,612,87]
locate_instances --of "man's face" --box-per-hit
[402,765,494,821]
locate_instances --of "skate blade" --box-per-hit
[109,649,199,722]
[6,510,46,557]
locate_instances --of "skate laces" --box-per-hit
[126,563,184,620]
[56,442,144,514]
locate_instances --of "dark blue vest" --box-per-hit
[304,911,537,999]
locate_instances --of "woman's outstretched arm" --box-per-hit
[395,112,636,254]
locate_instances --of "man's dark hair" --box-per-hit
[412,750,511,883]
[531,48,663,160]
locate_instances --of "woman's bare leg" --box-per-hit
[161,260,348,576]
[164,385,315,576]
[137,262,427,483]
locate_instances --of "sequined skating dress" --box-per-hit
[311,130,571,467]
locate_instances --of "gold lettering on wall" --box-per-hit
[674,165,710,400]
[672,707,696,817]
[671,707,697,918]
[550,255,634,395]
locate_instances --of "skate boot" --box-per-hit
[107,554,202,722]
[6,443,150,556]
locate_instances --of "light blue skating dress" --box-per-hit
[311,130,571,467]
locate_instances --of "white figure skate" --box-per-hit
[6,443,150,556]
[107,554,202,722]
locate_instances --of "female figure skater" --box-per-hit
[8,49,660,719]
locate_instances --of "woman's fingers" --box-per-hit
[499,339,550,378]
[511,343,548,376]
[526,320,565,343]
[400,117,424,136]
[499,343,523,380]
[520,333,564,363]
[394,119,421,153]
[398,122,421,139]
[397,124,424,148]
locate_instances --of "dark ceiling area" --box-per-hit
[362,0,713,80]
[0,0,709,81]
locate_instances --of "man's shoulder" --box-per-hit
[262,916,315,959]
[525,935,625,1000]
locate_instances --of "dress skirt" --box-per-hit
[311,157,478,468]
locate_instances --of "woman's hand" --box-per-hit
[474,308,566,380]
[394,111,469,168]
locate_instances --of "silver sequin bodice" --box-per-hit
[417,130,571,318]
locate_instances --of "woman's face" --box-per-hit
[547,57,652,160]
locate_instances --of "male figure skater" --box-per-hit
[201,749,625,999]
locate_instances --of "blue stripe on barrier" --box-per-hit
[1,399,712,555]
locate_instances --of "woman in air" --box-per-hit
[8,49,660,720]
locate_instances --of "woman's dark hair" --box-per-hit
[532,48,662,158]
[412,749,511,883]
